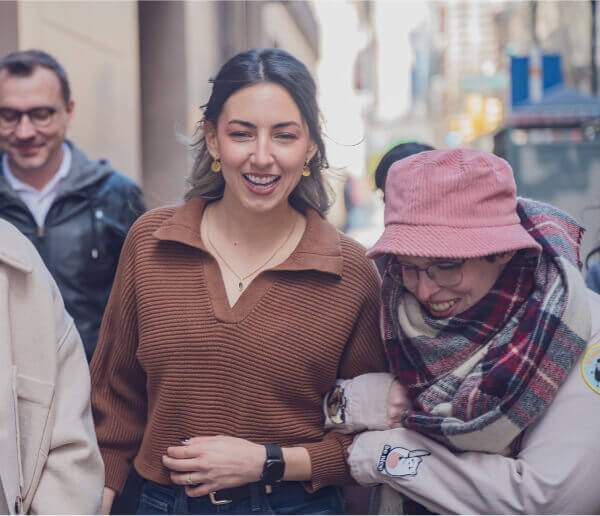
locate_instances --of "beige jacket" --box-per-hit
[0,220,104,514]
[329,290,600,514]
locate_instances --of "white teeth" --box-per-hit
[245,174,279,185]
[429,300,456,312]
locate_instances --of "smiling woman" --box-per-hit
[90,48,387,515]
[323,148,600,514]
[200,80,318,300]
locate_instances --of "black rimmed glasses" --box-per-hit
[0,106,60,130]
[388,258,466,288]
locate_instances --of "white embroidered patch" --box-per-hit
[581,344,600,395]
[377,445,430,477]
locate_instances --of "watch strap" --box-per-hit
[264,443,283,462]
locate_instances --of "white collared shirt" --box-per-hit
[2,143,72,228]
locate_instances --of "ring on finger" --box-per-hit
[186,474,193,485]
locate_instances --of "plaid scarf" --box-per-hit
[381,199,591,453]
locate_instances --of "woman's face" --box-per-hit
[205,82,317,215]
[395,253,514,318]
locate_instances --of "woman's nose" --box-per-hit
[415,271,442,302]
[250,136,274,169]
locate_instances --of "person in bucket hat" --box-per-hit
[324,149,600,514]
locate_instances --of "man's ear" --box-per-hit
[65,99,75,128]
[204,120,219,159]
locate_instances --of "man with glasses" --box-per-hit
[0,49,145,362]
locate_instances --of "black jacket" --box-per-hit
[0,141,145,361]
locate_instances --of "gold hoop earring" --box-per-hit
[302,162,311,177]
[211,158,222,173]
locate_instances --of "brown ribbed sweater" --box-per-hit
[90,198,387,493]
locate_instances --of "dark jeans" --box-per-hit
[111,467,144,514]
[137,479,344,515]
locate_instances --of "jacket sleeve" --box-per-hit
[348,335,600,515]
[29,319,104,514]
[301,257,388,491]
[90,224,148,493]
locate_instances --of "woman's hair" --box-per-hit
[375,142,434,192]
[185,48,331,216]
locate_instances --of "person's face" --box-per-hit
[0,66,73,177]
[395,253,514,318]
[205,82,317,214]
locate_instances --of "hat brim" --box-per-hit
[366,223,542,259]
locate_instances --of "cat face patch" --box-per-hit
[326,385,347,424]
[377,444,430,477]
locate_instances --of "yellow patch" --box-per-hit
[581,344,600,394]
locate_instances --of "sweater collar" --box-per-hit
[153,197,343,277]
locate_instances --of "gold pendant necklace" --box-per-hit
[206,208,298,291]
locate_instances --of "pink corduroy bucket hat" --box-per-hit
[366,149,542,259]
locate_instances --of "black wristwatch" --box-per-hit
[261,443,285,484]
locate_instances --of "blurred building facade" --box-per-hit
[354,1,599,153]
[0,1,319,207]
[432,1,598,149]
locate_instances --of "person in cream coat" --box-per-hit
[0,219,103,514]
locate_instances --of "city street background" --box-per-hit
[1,0,599,266]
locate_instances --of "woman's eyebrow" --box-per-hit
[228,119,255,128]
[273,121,300,129]
[227,119,300,129]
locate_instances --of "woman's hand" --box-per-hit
[387,380,411,427]
[162,435,266,497]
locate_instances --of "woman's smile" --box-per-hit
[242,173,281,194]
[426,298,459,317]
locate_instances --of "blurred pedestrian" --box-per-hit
[0,219,103,514]
[326,149,600,514]
[91,48,386,515]
[372,142,433,275]
[373,142,434,195]
[0,49,145,362]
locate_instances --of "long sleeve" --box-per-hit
[349,337,600,515]
[301,257,388,491]
[90,225,147,493]
[30,320,104,514]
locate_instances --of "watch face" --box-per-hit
[264,459,285,483]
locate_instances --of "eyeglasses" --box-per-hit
[0,106,60,130]
[388,258,466,288]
